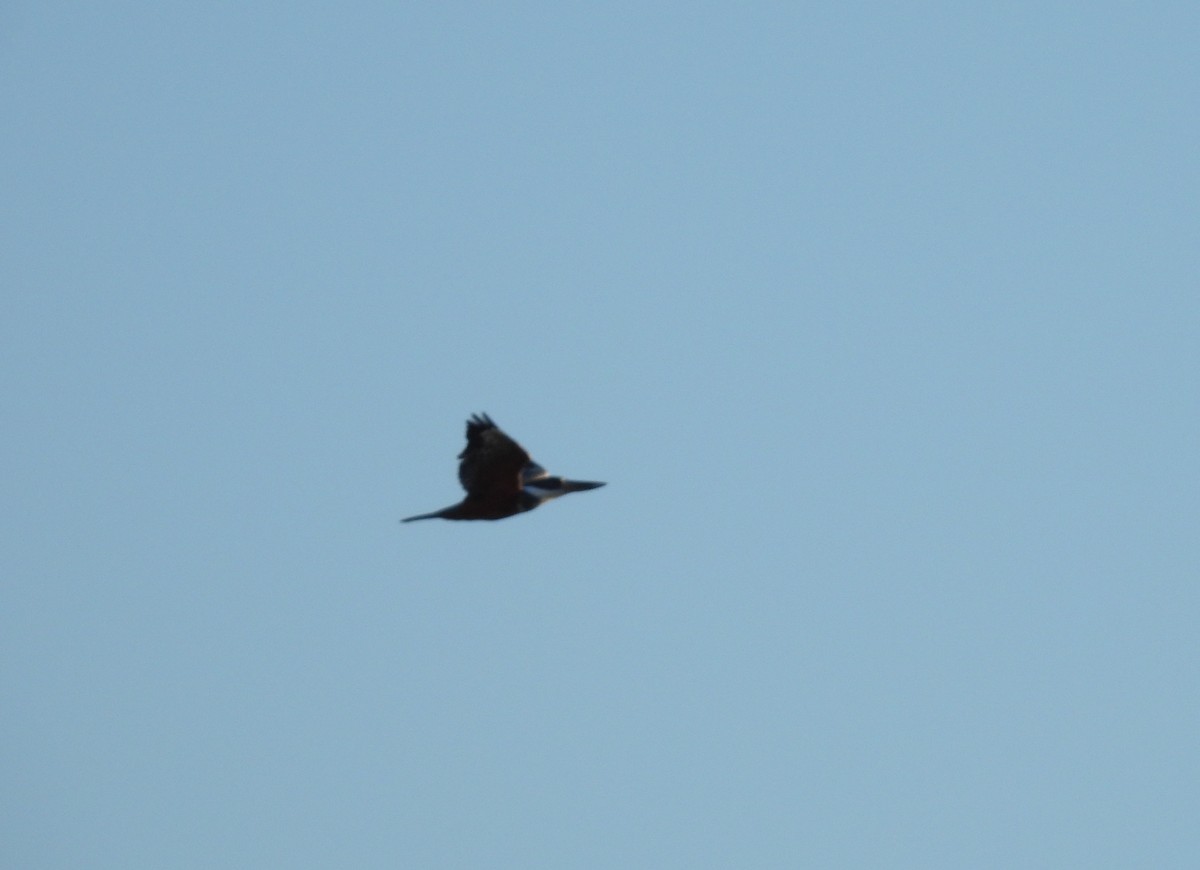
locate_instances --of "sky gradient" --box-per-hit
[4,3,1198,867]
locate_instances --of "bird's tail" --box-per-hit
[401,510,444,523]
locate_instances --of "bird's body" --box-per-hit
[402,414,605,522]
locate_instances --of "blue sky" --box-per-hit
[3,3,1198,867]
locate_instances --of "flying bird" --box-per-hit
[402,413,605,522]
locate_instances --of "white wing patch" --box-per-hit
[521,463,548,483]
[523,482,567,505]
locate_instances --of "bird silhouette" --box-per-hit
[402,414,605,522]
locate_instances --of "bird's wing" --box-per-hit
[457,414,533,498]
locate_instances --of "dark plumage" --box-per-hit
[402,414,605,522]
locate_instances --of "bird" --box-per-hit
[402,413,605,522]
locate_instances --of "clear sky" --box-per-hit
[3,3,1198,867]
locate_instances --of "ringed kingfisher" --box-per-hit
[402,413,605,522]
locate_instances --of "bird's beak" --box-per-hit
[563,479,605,493]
